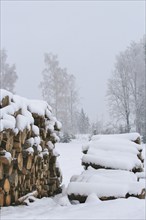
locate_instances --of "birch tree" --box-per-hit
[107,37,146,141]
[126,39,145,136]
[107,51,132,132]
[39,53,79,134]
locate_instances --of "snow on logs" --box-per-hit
[82,133,144,172]
[0,89,62,206]
[67,133,145,202]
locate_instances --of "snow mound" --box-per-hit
[85,193,102,204]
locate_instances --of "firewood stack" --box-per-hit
[81,133,144,172]
[0,89,62,206]
[67,133,145,202]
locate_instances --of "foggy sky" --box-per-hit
[1,1,145,122]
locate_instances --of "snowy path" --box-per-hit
[1,141,145,220]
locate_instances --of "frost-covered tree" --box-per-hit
[78,108,90,134]
[126,39,145,138]
[91,117,104,135]
[107,37,146,141]
[67,74,79,134]
[0,49,17,92]
[107,51,132,132]
[39,53,79,134]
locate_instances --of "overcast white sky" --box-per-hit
[1,0,145,121]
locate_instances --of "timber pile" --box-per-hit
[0,89,62,206]
[81,133,144,172]
[67,133,145,202]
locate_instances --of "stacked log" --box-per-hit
[0,89,62,206]
[67,133,145,202]
[81,133,144,172]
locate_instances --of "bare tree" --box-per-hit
[39,53,79,134]
[107,52,132,132]
[107,37,146,140]
[0,49,18,92]
[127,39,145,135]
[67,74,79,133]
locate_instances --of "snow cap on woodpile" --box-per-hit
[0,89,62,133]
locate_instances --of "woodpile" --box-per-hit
[67,133,145,203]
[0,89,62,206]
[81,133,144,173]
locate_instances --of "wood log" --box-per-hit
[40,128,46,139]
[9,170,18,187]
[0,132,3,141]
[6,135,13,152]
[14,189,19,203]
[21,167,28,175]
[21,129,27,144]
[0,95,10,108]
[8,163,13,176]
[13,141,22,152]
[138,188,145,199]
[12,149,16,158]
[13,108,22,117]
[31,164,35,174]
[0,150,6,156]
[133,137,141,145]
[14,131,22,143]
[3,178,11,193]
[82,161,144,173]
[5,194,11,206]
[41,140,45,149]
[17,190,38,204]
[0,139,7,149]
[35,164,38,173]
[26,179,31,189]
[0,155,11,165]
[26,155,33,170]
[3,164,13,177]
[0,189,4,206]
[26,129,32,138]
[0,162,4,180]
[17,153,23,171]
[0,178,10,194]
[18,175,22,185]
[34,155,38,164]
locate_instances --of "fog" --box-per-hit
[1,1,145,121]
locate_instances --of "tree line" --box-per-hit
[1,36,145,141]
[0,50,90,135]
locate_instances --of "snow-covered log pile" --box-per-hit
[0,89,62,206]
[82,133,143,172]
[67,133,145,202]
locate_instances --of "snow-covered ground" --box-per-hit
[1,138,145,220]
[56,141,84,186]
